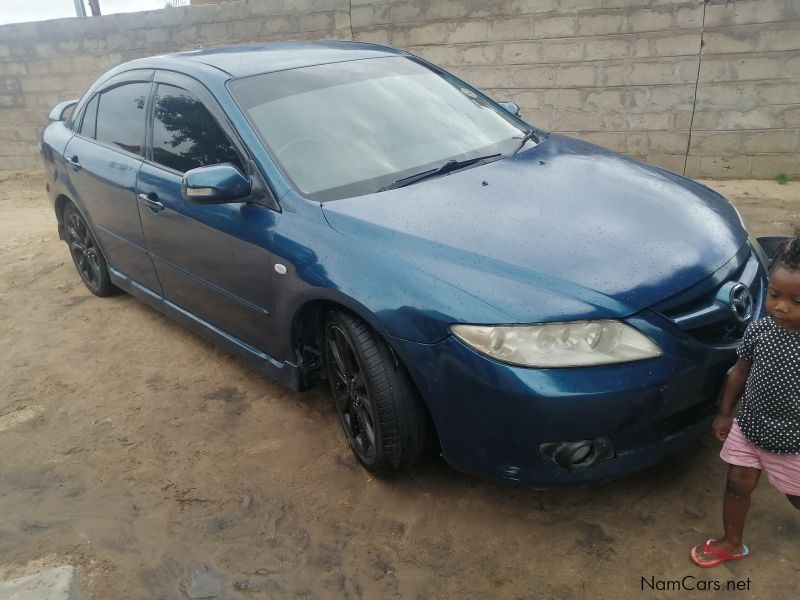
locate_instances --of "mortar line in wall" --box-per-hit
[552,61,560,131]
[683,0,707,177]
[383,28,706,46]
[347,0,354,41]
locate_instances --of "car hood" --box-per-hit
[321,135,746,322]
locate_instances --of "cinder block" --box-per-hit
[583,37,632,61]
[106,32,135,52]
[555,109,601,131]
[0,94,25,108]
[506,0,559,15]
[213,0,251,22]
[598,57,698,87]
[491,17,534,41]
[448,20,490,44]
[705,0,800,28]
[390,3,424,23]
[198,22,231,40]
[541,39,585,63]
[646,153,686,174]
[0,125,39,142]
[0,62,27,76]
[652,32,702,57]
[459,44,501,66]
[145,28,170,47]
[0,566,84,600]
[742,129,799,154]
[700,52,800,83]
[450,64,556,89]
[684,154,701,179]
[535,14,577,38]
[428,0,494,20]
[170,26,200,46]
[145,6,187,28]
[689,131,744,156]
[750,153,800,178]
[703,23,800,56]
[647,131,690,154]
[498,41,544,64]
[626,9,674,33]
[408,22,448,45]
[556,64,597,86]
[698,155,751,178]
[408,45,460,66]
[296,12,336,32]
[354,28,392,45]
[696,82,800,111]
[675,5,704,29]
[232,19,264,40]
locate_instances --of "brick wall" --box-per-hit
[0,0,798,179]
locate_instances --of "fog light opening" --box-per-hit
[539,436,615,471]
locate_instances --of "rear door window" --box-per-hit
[95,82,149,155]
[151,84,242,173]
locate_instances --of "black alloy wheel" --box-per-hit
[327,319,378,462]
[324,310,429,474]
[63,204,115,296]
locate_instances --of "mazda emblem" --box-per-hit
[728,283,754,322]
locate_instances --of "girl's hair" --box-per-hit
[771,232,800,273]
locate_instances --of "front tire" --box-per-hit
[324,310,428,474]
[63,203,115,297]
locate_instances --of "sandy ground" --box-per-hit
[0,170,798,599]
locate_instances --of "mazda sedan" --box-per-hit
[40,42,768,486]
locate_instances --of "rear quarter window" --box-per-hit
[79,95,99,139]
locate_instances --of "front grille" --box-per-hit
[654,243,766,346]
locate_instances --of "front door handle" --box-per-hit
[137,193,165,213]
[68,155,81,171]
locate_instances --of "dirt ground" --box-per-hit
[0,170,798,599]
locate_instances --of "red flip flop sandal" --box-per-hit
[690,539,750,568]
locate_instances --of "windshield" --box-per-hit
[229,56,532,201]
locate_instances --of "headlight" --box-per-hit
[451,320,662,367]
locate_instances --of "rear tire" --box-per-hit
[63,203,116,297]
[324,310,428,474]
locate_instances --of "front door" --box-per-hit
[136,75,279,352]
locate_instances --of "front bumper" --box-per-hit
[388,312,740,487]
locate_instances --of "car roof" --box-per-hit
[126,41,407,80]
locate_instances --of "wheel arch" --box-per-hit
[291,296,441,452]
[54,193,73,240]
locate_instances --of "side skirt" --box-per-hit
[109,266,304,392]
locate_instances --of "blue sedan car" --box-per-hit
[40,42,768,487]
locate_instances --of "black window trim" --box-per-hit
[68,70,155,163]
[76,93,99,139]
[145,71,247,176]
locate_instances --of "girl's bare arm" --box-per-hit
[713,358,752,441]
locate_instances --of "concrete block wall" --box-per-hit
[0,0,798,179]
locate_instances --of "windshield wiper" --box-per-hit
[378,153,502,192]
[512,129,539,155]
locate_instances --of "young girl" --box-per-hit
[691,234,800,568]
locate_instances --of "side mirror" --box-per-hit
[182,163,252,204]
[498,101,521,118]
[49,99,78,123]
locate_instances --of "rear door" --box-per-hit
[136,71,279,352]
[64,71,161,293]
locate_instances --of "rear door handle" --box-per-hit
[137,193,165,213]
[68,155,81,171]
